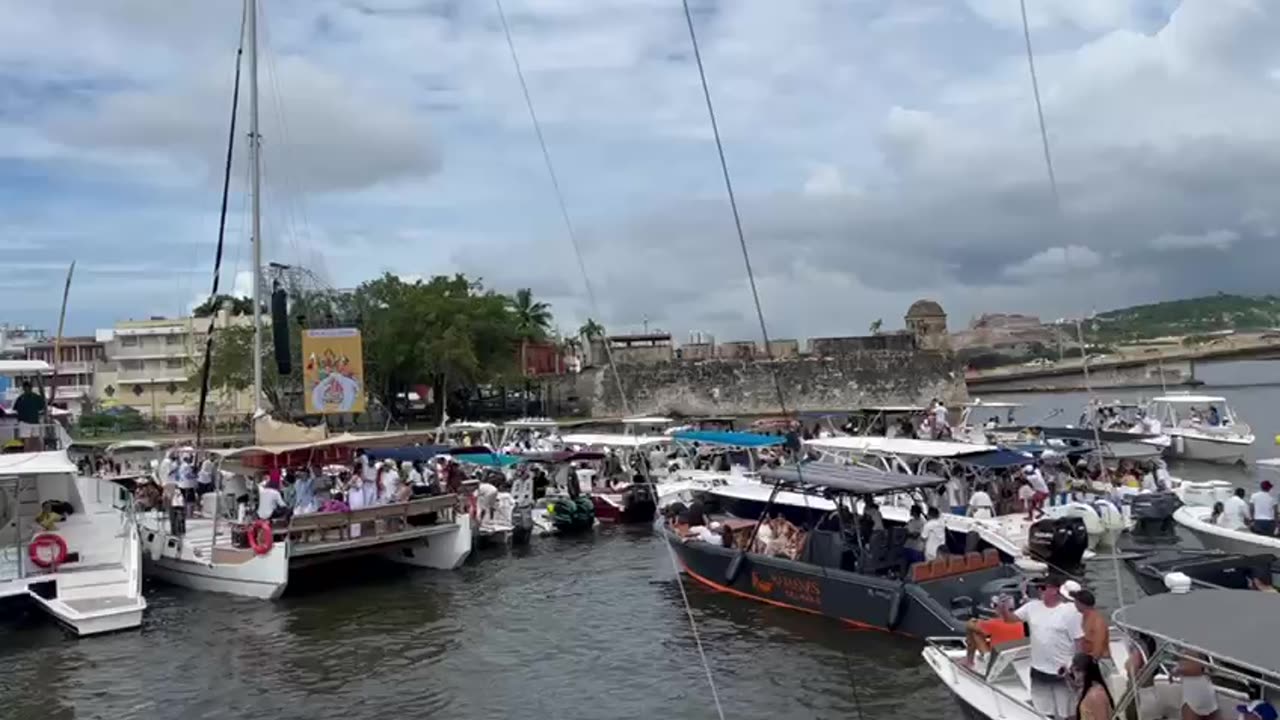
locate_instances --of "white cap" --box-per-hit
[1022,465,1035,473]
[709,521,723,531]
[1164,572,1192,594]
[1061,579,1082,601]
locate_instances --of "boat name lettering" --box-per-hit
[752,571,821,607]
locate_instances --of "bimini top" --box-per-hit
[561,433,668,449]
[0,359,52,374]
[956,448,1037,469]
[1112,590,1280,679]
[366,445,463,463]
[670,430,785,448]
[1150,394,1228,404]
[621,416,673,425]
[853,405,925,413]
[104,439,166,454]
[964,399,1024,409]
[807,436,996,457]
[503,417,561,429]
[518,450,606,464]
[761,461,945,495]
[1028,426,1160,443]
[1256,458,1280,471]
[452,452,524,468]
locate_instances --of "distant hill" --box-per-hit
[1088,293,1280,342]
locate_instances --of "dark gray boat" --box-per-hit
[664,462,1023,638]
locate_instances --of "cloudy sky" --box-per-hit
[3,0,1279,343]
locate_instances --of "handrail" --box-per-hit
[924,635,1039,714]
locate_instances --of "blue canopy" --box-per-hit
[453,453,524,468]
[365,445,454,463]
[955,449,1035,469]
[671,430,786,448]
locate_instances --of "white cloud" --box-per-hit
[1151,229,1240,251]
[1005,245,1103,278]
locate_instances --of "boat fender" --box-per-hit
[1173,435,1185,455]
[248,520,274,555]
[886,589,905,631]
[29,533,68,568]
[725,550,747,584]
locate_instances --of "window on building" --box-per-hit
[121,336,139,347]
[165,334,182,345]
[121,359,144,371]
[165,358,185,370]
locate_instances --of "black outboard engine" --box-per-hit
[619,483,657,524]
[1128,492,1181,541]
[1027,516,1089,570]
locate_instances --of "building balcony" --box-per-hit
[109,344,193,360]
[114,369,191,383]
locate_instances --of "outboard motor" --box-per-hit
[1128,491,1181,541]
[1027,516,1089,570]
[620,483,657,524]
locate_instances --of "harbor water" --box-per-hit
[3,361,1277,720]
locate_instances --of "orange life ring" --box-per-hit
[248,520,274,555]
[29,533,68,569]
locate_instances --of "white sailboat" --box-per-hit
[128,0,471,599]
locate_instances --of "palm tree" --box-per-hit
[510,288,552,377]
[578,318,605,341]
[869,318,883,335]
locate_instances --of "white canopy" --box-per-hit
[1150,394,1227,404]
[560,433,668,449]
[0,359,52,374]
[621,416,673,425]
[0,450,78,475]
[806,436,996,458]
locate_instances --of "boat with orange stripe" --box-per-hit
[663,461,1023,638]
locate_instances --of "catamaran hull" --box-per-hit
[1165,434,1251,463]
[143,552,288,600]
[385,515,472,569]
[664,528,1013,638]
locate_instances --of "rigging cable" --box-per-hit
[1017,0,1126,607]
[194,3,248,450]
[493,0,629,413]
[678,1,864,717]
[493,2,724,718]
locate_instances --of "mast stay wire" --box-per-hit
[492,0,629,413]
[1017,0,1126,606]
[494,2,725,719]
[678,1,865,718]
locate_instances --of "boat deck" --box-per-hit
[62,595,140,613]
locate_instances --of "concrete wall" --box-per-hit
[809,334,917,354]
[565,350,967,417]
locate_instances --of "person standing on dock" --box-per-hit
[1000,576,1079,720]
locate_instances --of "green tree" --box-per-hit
[578,318,605,340]
[193,294,255,317]
[510,287,552,379]
[869,318,883,335]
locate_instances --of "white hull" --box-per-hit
[386,514,472,569]
[144,553,288,600]
[1174,506,1280,560]
[922,646,1042,720]
[1165,432,1252,463]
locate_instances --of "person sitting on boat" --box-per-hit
[963,594,1025,668]
[293,470,317,515]
[1068,652,1115,720]
[1250,480,1276,536]
[1209,501,1226,526]
[998,575,1080,720]
[1207,405,1221,426]
[922,506,946,560]
[134,476,163,513]
[688,520,723,545]
[1177,653,1221,720]
[967,483,996,520]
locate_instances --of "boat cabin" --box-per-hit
[1148,394,1244,432]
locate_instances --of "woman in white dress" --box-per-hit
[347,475,367,538]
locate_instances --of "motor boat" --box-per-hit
[924,589,1280,720]
[665,462,1024,638]
[558,432,667,523]
[1147,394,1254,463]
[651,430,786,510]
[1173,479,1280,560]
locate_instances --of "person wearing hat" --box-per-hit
[1068,588,1110,663]
[1250,480,1276,536]
[1239,700,1279,720]
[999,574,1080,719]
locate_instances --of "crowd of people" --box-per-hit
[1208,479,1278,536]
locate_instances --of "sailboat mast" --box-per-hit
[247,0,263,412]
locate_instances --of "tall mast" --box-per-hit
[247,0,263,411]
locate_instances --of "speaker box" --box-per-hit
[271,286,291,375]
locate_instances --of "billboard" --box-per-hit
[302,328,366,414]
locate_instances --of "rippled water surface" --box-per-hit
[3,364,1278,720]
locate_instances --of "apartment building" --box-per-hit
[94,311,256,422]
[19,336,105,416]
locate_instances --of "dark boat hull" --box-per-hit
[664,528,1016,638]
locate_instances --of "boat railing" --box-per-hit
[282,494,459,548]
[924,636,1037,717]
[0,419,72,451]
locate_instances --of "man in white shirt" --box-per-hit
[946,474,968,516]
[967,484,995,519]
[1025,465,1049,519]
[1251,480,1276,536]
[1221,487,1251,531]
[1000,576,1081,719]
[922,506,947,559]
[257,480,288,520]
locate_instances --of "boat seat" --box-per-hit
[982,548,1000,567]
[964,551,985,571]
[928,557,950,578]
[909,562,934,582]
[946,555,967,575]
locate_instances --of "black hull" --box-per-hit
[664,528,1016,638]
[1127,550,1275,596]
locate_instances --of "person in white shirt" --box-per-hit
[946,474,968,516]
[1025,465,1049,519]
[379,463,402,504]
[1221,487,1251,531]
[922,506,947,559]
[1000,576,1082,719]
[689,521,723,545]
[1250,480,1276,536]
[257,479,288,520]
[968,484,996,519]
